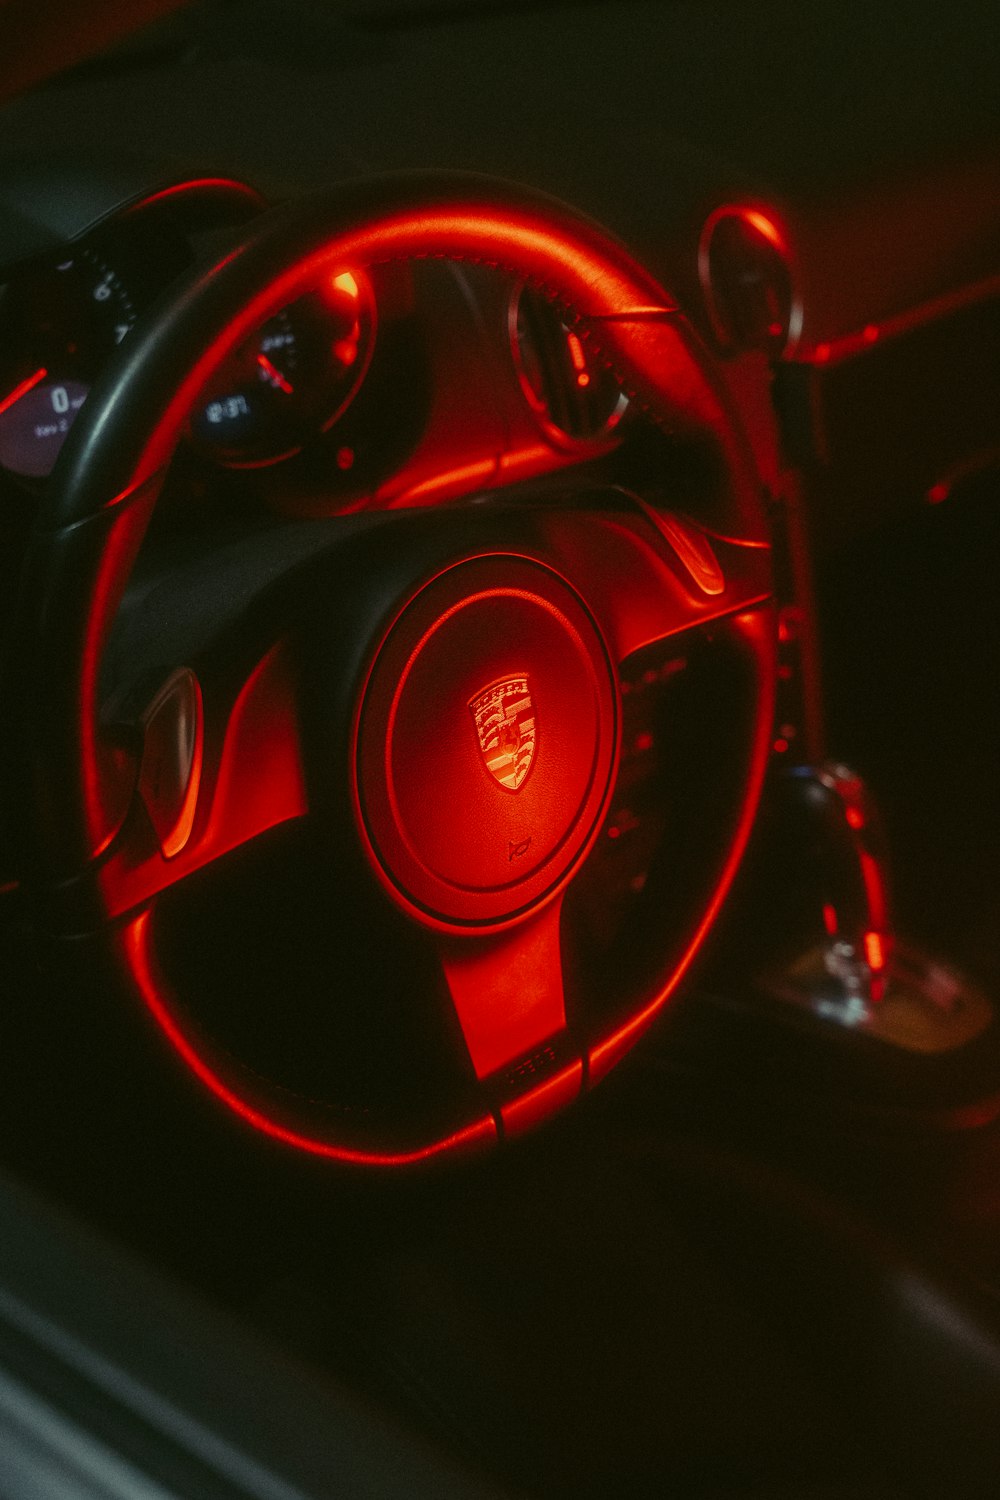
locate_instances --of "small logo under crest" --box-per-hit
[468,675,536,792]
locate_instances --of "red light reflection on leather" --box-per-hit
[123,907,497,1165]
[130,178,266,214]
[390,456,497,507]
[94,643,307,922]
[393,443,579,508]
[151,672,203,859]
[201,644,307,858]
[501,1059,582,1137]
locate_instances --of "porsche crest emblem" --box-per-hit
[469,675,536,792]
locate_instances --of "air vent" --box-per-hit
[509,283,627,448]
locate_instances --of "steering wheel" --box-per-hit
[10,174,775,1165]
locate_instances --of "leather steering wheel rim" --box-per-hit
[11,172,775,1165]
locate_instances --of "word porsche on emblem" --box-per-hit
[468,675,536,792]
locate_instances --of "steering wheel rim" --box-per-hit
[11,172,775,1165]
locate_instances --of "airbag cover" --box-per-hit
[356,555,618,927]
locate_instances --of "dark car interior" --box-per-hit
[0,2,998,1495]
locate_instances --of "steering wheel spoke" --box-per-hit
[535,496,772,667]
[97,639,307,919]
[435,897,589,1138]
[436,896,567,1072]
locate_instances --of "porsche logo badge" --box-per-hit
[469,675,536,792]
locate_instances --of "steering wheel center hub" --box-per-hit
[355,555,618,928]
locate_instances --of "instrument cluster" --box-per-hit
[0,177,382,496]
[0,171,633,523]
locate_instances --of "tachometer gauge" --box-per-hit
[0,249,136,481]
[190,270,375,467]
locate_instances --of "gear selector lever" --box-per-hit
[761,762,990,1055]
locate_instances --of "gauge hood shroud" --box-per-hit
[50,172,766,536]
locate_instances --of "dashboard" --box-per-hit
[0,165,650,560]
[0,3,999,1498]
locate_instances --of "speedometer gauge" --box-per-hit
[190,269,375,467]
[0,250,136,480]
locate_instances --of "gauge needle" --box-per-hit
[0,366,48,418]
[257,354,293,395]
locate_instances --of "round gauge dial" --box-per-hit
[190,270,375,467]
[510,283,628,448]
[0,249,136,481]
